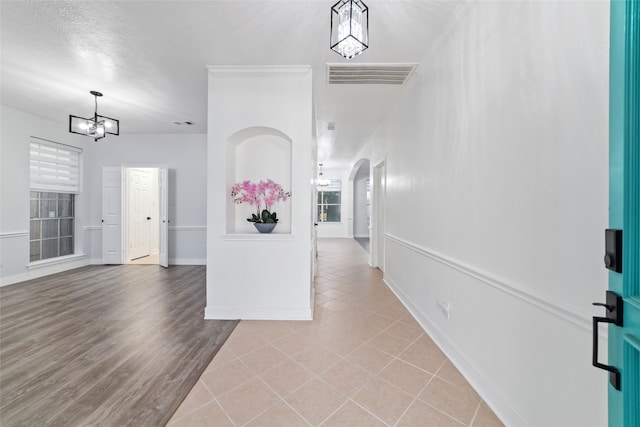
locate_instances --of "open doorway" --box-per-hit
[101,166,169,267]
[352,159,370,253]
[125,168,160,265]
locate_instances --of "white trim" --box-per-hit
[169,258,206,265]
[169,225,206,232]
[1,257,90,287]
[207,65,311,78]
[0,231,29,239]
[27,253,86,270]
[83,225,208,232]
[221,233,295,241]
[383,275,528,427]
[204,305,313,320]
[385,233,593,332]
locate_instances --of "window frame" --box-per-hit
[317,179,342,223]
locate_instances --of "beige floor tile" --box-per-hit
[240,344,290,373]
[367,330,413,356]
[352,378,414,425]
[169,380,214,421]
[437,360,472,388]
[217,378,280,426]
[200,358,255,397]
[346,344,394,374]
[223,328,268,357]
[168,400,233,427]
[341,321,386,342]
[245,402,310,427]
[320,401,387,427]
[204,347,236,372]
[378,359,434,396]
[259,359,316,397]
[238,320,296,342]
[291,344,342,374]
[398,336,447,374]
[418,377,481,425]
[397,400,465,427]
[271,331,316,356]
[317,330,363,356]
[319,311,362,329]
[285,378,347,426]
[377,302,411,320]
[385,320,425,341]
[472,401,505,427]
[322,358,373,397]
[177,238,502,426]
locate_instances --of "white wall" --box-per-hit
[1,106,91,285]
[361,1,609,426]
[206,66,314,320]
[87,133,207,265]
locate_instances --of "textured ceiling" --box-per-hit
[0,0,468,167]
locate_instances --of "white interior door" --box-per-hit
[102,167,123,264]
[159,166,169,268]
[128,168,151,260]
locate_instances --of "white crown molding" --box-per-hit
[207,65,312,78]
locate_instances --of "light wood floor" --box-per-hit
[0,265,238,426]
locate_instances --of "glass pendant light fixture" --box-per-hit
[318,163,331,186]
[330,0,369,59]
[69,91,119,141]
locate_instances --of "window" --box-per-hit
[30,192,75,261]
[29,139,80,262]
[317,179,341,222]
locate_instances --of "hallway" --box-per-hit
[170,238,503,426]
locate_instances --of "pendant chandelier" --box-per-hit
[69,91,119,141]
[330,0,369,59]
[318,163,330,186]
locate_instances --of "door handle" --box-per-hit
[147,217,151,220]
[592,290,623,390]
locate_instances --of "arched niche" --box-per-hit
[226,126,292,234]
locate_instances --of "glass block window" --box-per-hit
[30,192,75,261]
[317,179,342,223]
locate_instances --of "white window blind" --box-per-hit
[30,139,81,193]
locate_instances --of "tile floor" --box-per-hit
[169,238,504,427]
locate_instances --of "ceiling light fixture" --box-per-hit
[69,91,119,141]
[330,0,368,59]
[318,163,331,186]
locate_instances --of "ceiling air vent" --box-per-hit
[327,63,417,85]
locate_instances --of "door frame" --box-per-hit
[101,164,169,267]
[607,0,640,425]
[371,160,386,270]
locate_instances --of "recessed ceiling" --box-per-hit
[0,0,469,168]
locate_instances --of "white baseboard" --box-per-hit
[1,258,91,287]
[384,276,528,427]
[204,305,313,320]
[169,258,206,265]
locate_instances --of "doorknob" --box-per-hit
[147,217,151,220]
[592,290,623,390]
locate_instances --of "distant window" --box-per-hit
[29,139,80,261]
[317,179,341,223]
